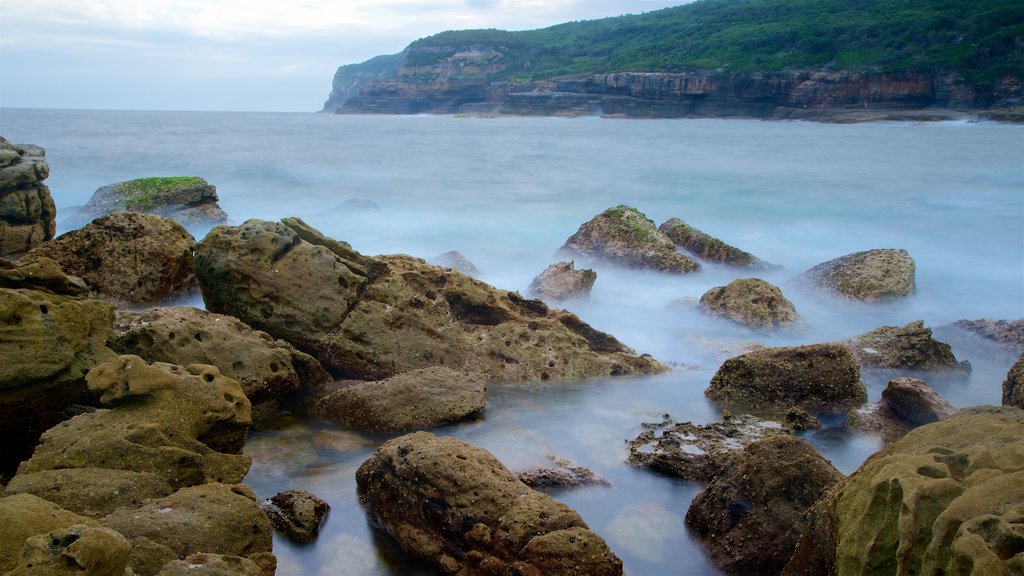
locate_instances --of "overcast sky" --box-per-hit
[0,0,687,112]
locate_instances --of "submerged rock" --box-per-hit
[953,318,1024,353]
[1004,353,1024,409]
[112,306,329,419]
[66,176,227,229]
[844,320,970,372]
[311,366,486,432]
[797,248,916,301]
[195,217,663,381]
[529,260,597,301]
[260,489,330,544]
[659,217,772,268]
[356,431,623,576]
[706,343,866,412]
[686,436,842,575]
[626,414,790,481]
[23,211,198,305]
[0,137,56,259]
[783,406,1024,576]
[516,456,610,490]
[559,205,699,273]
[699,277,799,330]
[429,250,480,276]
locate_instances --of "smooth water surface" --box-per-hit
[2,108,1022,575]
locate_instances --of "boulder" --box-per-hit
[881,376,956,425]
[356,431,623,576]
[953,318,1024,352]
[259,489,330,544]
[0,137,56,259]
[0,257,115,477]
[558,205,698,273]
[699,277,799,330]
[4,523,132,576]
[783,406,1024,576]
[844,320,970,372]
[627,413,790,481]
[429,250,480,276]
[685,436,843,575]
[0,493,94,573]
[23,212,198,304]
[111,306,329,419]
[311,366,486,433]
[659,217,772,268]
[529,261,597,301]
[1004,353,1024,409]
[66,176,227,229]
[706,343,866,412]
[195,217,663,381]
[797,248,916,301]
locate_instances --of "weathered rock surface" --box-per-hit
[847,377,956,442]
[4,523,132,576]
[0,493,95,573]
[659,217,772,268]
[356,431,623,576]
[312,366,486,432]
[783,406,1024,576]
[112,306,329,419]
[699,277,799,330]
[4,468,174,519]
[195,217,663,381]
[954,318,1024,353]
[529,260,596,301]
[706,343,866,412]
[429,250,480,276]
[156,554,265,576]
[23,212,198,304]
[845,402,913,443]
[686,435,843,575]
[0,137,56,259]
[259,489,330,544]
[1005,353,1024,409]
[516,457,610,490]
[627,413,790,481]
[797,248,916,301]
[0,257,115,477]
[844,320,970,372]
[558,205,699,273]
[66,176,227,229]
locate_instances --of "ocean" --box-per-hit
[2,108,1022,575]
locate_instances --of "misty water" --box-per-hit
[2,108,1022,575]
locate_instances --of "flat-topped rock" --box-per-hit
[559,205,699,273]
[66,176,227,230]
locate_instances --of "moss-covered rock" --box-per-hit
[797,248,916,302]
[699,277,799,330]
[659,217,773,269]
[356,431,623,576]
[23,212,198,305]
[4,523,132,576]
[844,320,970,372]
[529,260,597,301]
[66,176,227,230]
[706,343,866,412]
[559,205,699,273]
[4,468,174,519]
[0,137,56,259]
[685,435,842,575]
[1004,353,1024,409]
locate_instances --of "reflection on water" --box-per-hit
[2,109,1021,574]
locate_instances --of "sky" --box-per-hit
[0,0,688,112]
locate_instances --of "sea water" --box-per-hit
[2,108,1022,575]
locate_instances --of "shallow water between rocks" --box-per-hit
[2,108,1022,575]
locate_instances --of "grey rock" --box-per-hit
[529,261,596,301]
[797,248,916,301]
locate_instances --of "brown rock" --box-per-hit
[0,137,56,259]
[4,468,174,519]
[66,176,227,230]
[4,523,132,576]
[559,205,698,273]
[845,320,969,372]
[529,260,597,301]
[1004,353,1024,409]
[881,376,956,425]
[797,248,916,301]
[659,217,773,268]
[0,493,94,573]
[260,489,330,544]
[699,277,799,330]
[156,554,265,576]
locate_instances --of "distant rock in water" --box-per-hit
[559,205,698,273]
[333,198,381,213]
[429,250,479,276]
[699,277,799,330]
[65,176,227,230]
[659,217,773,269]
[1004,354,1024,409]
[260,489,330,544]
[796,248,916,301]
[844,320,970,373]
[0,137,56,259]
[952,318,1024,353]
[530,261,596,302]
[848,377,957,442]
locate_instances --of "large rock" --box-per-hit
[0,137,56,259]
[356,431,623,576]
[783,406,1024,576]
[685,436,843,575]
[659,217,772,268]
[0,257,115,477]
[529,260,596,301]
[4,523,132,576]
[627,413,790,481]
[847,377,956,442]
[195,217,663,381]
[706,343,866,412]
[312,366,486,432]
[797,248,916,301]
[23,212,198,304]
[111,306,329,419]
[953,318,1024,352]
[1005,353,1024,409]
[699,277,799,330]
[558,205,699,273]
[66,176,227,229]
[844,320,970,372]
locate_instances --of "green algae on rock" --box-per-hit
[844,320,970,372]
[797,248,916,302]
[67,176,228,229]
[660,217,773,269]
[699,277,800,330]
[559,205,699,273]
